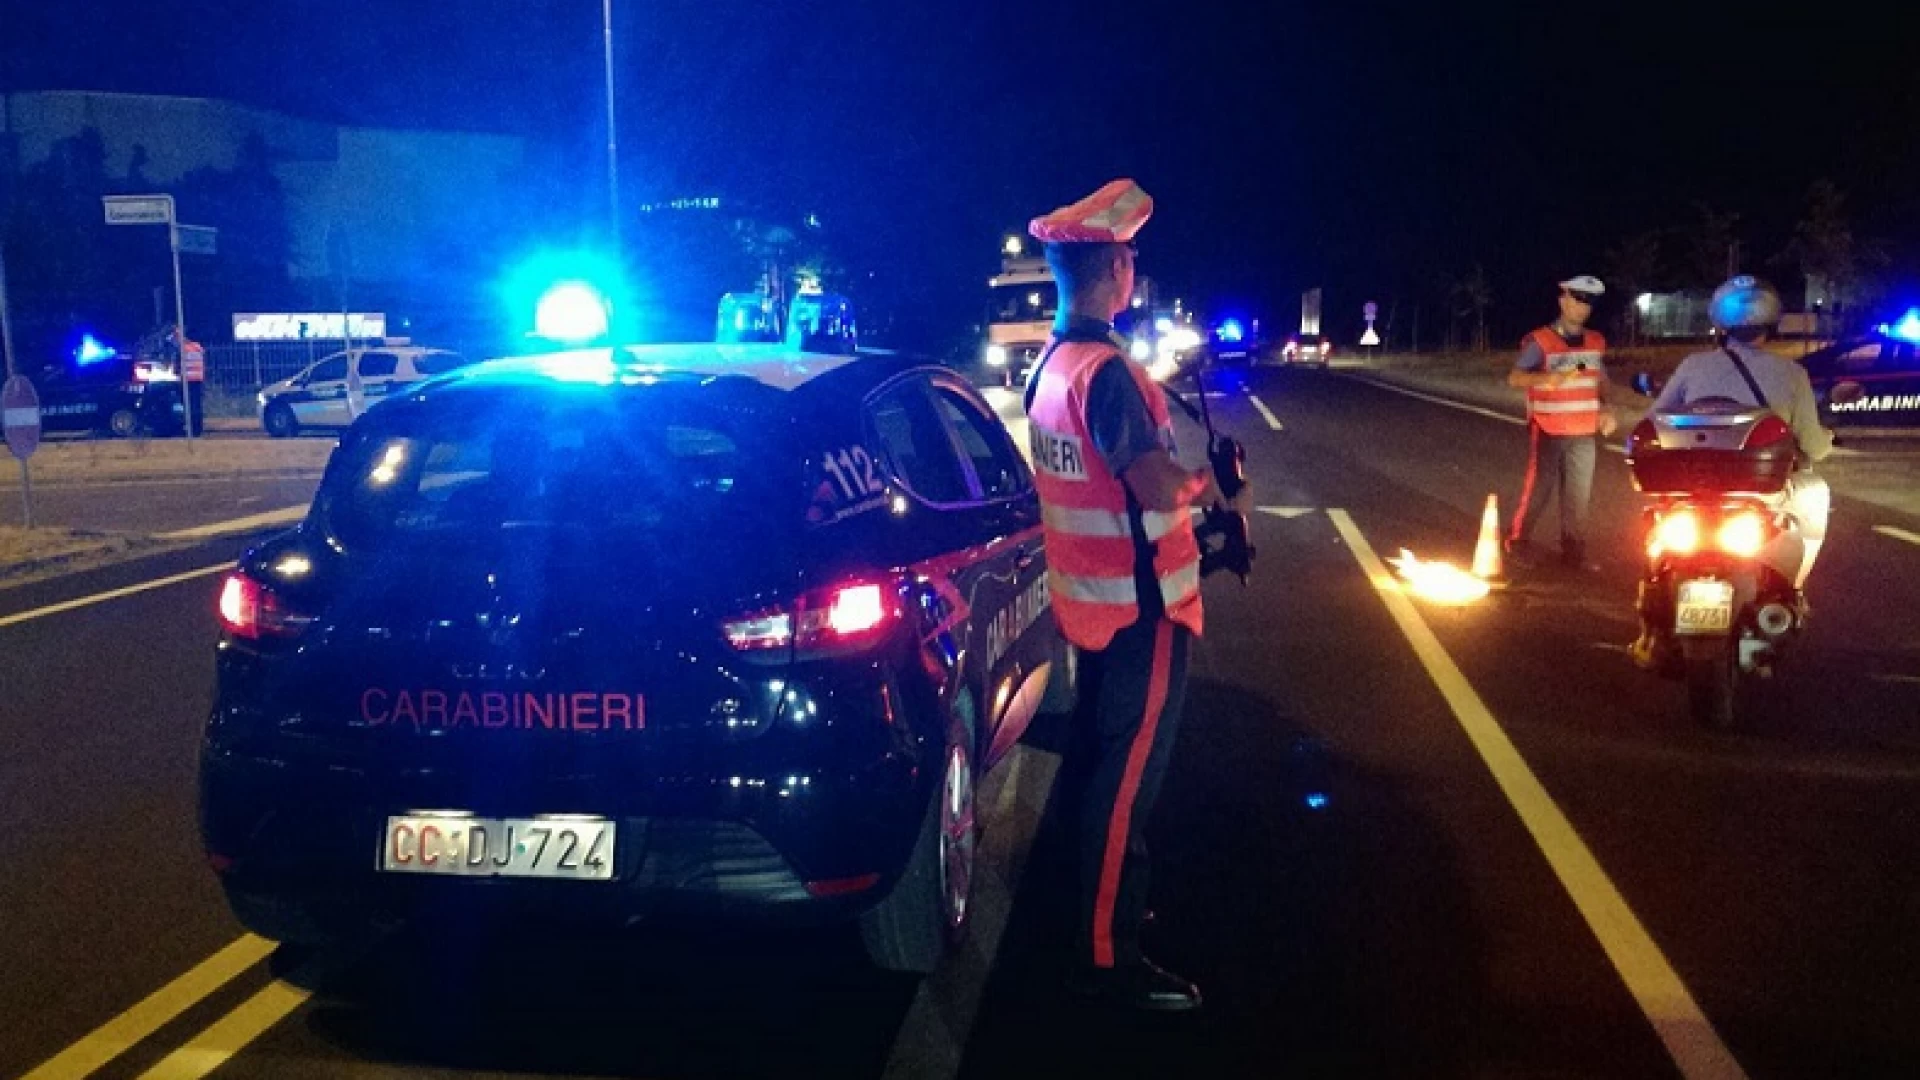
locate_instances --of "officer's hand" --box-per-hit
[1191,468,1226,510]
[1599,411,1620,438]
[1227,477,1253,515]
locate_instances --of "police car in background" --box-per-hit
[257,346,468,437]
[202,344,1063,972]
[1801,314,1920,435]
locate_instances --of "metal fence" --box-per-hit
[203,340,372,395]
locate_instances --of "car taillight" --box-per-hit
[1716,510,1771,558]
[1742,414,1793,450]
[722,581,901,653]
[217,572,311,640]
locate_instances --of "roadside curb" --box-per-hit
[0,534,189,591]
[0,469,326,489]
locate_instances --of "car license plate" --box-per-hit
[1674,580,1735,635]
[380,814,614,880]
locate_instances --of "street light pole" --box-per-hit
[602,0,621,258]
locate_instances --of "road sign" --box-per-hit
[1364,301,1379,321]
[4,374,41,460]
[175,224,218,256]
[103,195,175,225]
[182,341,206,383]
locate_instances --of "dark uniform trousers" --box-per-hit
[1509,423,1598,562]
[1069,615,1192,969]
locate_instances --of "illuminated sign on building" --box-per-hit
[232,313,388,341]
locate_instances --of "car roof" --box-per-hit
[399,345,938,417]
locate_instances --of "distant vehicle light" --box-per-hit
[1027,291,1043,307]
[1003,235,1023,257]
[985,345,1009,367]
[75,333,117,365]
[1154,316,1174,334]
[1169,326,1202,352]
[534,282,611,344]
[1148,355,1180,382]
[1217,319,1245,344]
[1130,338,1152,361]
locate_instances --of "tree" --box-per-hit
[1451,265,1492,353]
[1602,230,1662,346]
[1779,178,1888,335]
[1678,202,1741,289]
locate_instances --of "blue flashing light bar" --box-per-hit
[75,333,117,365]
[1878,308,1920,344]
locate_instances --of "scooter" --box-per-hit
[1625,397,1806,729]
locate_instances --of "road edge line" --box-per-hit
[1341,373,1528,426]
[1873,524,1920,547]
[157,504,308,541]
[19,935,275,1080]
[0,563,233,630]
[1327,508,1749,1080]
[1247,392,1284,431]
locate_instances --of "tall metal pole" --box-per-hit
[602,0,621,258]
[168,197,196,446]
[1,244,33,527]
[0,245,15,380]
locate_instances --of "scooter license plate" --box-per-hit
[1675,580,1735,635]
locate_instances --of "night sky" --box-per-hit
[5,0,1914,342]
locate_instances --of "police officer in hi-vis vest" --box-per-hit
[1023,180,1247,1011]
[1506,274,1620,572]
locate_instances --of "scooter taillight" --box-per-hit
[1627,418,1659,457]
[1742,414,1793,450]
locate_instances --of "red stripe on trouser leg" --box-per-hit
[1091,620,1174,968]
[1509,422,1542,547]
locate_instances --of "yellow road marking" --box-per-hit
[0,563,231,630]
[20,935,275,1080]
[1328,508,1748,1080]
[133,980,311,1080]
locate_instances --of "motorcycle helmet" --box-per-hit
[1709,276,1782,332]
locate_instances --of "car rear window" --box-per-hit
[320,389,798,561]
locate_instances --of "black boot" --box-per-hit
[1067,957,1203,1012]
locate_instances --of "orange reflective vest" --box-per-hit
[1521,327,1607,436]
[1026,336,1203,651]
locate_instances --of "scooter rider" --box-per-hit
[1632,276,1834,663]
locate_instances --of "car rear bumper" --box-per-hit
[199,731,930,943]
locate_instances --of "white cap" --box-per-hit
[1558,275,1605,297]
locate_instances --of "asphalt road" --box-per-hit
[4,366,1919,1079]
[9,475,322,535]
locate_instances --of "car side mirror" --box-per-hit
[1830,380,1866,407]
[1630,372,1660,397]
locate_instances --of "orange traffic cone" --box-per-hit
[1471,494,1505,582]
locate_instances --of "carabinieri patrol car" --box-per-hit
[201,344,1064,972]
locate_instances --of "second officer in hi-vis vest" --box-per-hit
[1506,274,1619,572]
[1023,179,1247,1011]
